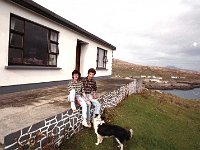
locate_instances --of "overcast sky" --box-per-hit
[34,0,200,71]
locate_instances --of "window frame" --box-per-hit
[8,14,59,67]
[49,30,59,54]
[96,47,108,69]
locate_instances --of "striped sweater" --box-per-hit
[68,80,85,95]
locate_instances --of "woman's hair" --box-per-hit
[72,70,81,79]
[88,68,96,75]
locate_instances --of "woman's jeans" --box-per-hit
[69,89,87,120]
[69,90,101,121]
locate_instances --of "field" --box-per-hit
[112,59,200,81]
[60,91,200,150]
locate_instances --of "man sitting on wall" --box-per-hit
[68,70,91,127]
[82,68,101,119]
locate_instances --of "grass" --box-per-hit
[60,92,200,150]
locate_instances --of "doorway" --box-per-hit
[75,40,88,74]
[75,40,81,71]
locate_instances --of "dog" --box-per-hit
[93,115,133,150]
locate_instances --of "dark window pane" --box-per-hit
[50,31,58,42]
[11,16,24,33]
[105,51,107,56]
[23,22,48,65]
[10,33,23,48]
[8,48,23,64]
[48,54,56,66]
[50,43,58,53]
[97,48,107,68]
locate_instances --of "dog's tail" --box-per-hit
[129,129,133,139]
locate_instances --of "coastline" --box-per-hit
[145,80,200,90]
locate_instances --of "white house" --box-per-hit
[0,0,116,94]
[140,75,146,78]
[149,79,162,83]
[171,76,178,79]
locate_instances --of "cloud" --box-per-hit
[33,0,200,71]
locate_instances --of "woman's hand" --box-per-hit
[86,100,91,105]
[76,99,81,106]
[85,98,91,105]
[93,92,97,99]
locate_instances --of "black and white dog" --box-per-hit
[93,115,133,150]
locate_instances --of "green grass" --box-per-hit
[60,92,200,150]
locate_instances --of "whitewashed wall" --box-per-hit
[0,0,114,87]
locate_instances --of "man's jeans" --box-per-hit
[69,89,87,119]
[86,94,101,118]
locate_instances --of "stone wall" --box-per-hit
[4,79,142,150]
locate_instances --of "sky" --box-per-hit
[34,0,200,71]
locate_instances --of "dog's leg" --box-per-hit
[100,136,103,143]
[130,129,133,138]
[115,138,123,150]
[95,135,101,145]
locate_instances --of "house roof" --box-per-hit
[9,0,116,50]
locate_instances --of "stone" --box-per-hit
[4,130,20,147]
[22,126,31,134]
[48,123,57,131]
[45,116,56,124]
[56,113,62,121]
[57,120,63,127]
[30,121,45,132]
[4,143,18,150]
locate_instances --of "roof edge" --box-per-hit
[9,0,116,50]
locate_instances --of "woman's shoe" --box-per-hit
[82,119,91,128]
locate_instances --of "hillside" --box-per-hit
[112,59,200,81]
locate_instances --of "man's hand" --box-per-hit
[82,92,90,104]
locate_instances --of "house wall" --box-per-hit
[0,0,113,87]
[80,43,113,77]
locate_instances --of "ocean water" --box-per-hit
[161,88,200,100]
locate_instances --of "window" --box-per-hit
[96,47,108,69]
[8,14,59,66]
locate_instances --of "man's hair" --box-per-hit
[88,68,96,75]
[72,70,81,79]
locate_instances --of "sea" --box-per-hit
[161,88,200,100]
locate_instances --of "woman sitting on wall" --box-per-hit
[68,70,91,127]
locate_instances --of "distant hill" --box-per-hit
[165,66,181,70]
[112,59,200,81]
[166,66,199,74]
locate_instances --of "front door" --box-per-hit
[75,41,81,71]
